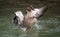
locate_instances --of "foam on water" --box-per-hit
[20,27,27,32]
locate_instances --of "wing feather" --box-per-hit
[32,6,48,18]
[14,11,24,25]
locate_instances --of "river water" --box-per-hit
[0,0,60,37]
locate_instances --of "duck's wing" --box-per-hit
[33,6,48,19]
[13,11,24,25]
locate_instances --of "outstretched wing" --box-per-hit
[32,6,48,19]
[13,11,24,25]
[15,11,24,21]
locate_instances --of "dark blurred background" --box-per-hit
[0,0,60,37]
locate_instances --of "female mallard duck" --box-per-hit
[13,5,47,31]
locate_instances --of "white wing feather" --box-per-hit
[31,6,47,18]
[15,11,24,25]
